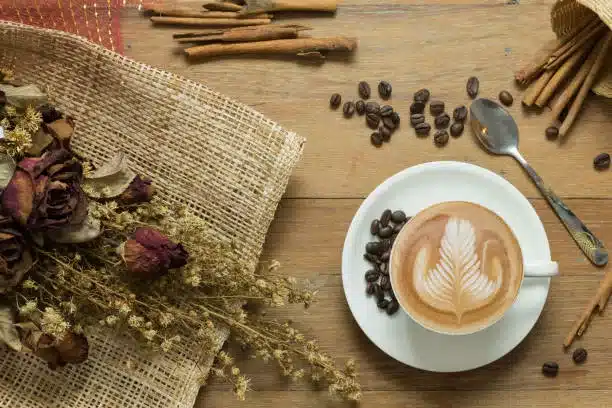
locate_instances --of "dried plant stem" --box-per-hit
[545,20,606,70]
[175,24,310,43]
[515,39,560,85]
[147,7,270,19]
[203,1,244,11]
[150,16,271,27]
[240,0,339,14]
[522,70,555,106]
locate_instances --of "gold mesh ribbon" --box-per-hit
[552,0,612,97]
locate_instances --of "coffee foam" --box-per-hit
[391,202,523,335]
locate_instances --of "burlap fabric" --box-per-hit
[551,0,612,97]
[0,20,304,408]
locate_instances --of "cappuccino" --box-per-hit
[390,201,523,335]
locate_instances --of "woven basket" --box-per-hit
[0,20,304,408]
[551,0,612,97]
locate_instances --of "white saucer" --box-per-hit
[341,161,552,372]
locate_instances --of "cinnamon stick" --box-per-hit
[176,25,310,43]
[558,32,612,138]
[147,7,269,19]
[185,36,357,59]
[203,2,243,11]
[515,39,560,85]
[522,70,555,106]
[150,16,271,26]
[240,0,338,14]
[544,21,606,71]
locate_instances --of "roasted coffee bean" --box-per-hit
[380,209,392,227]
[453,105,468,122]
[370,219,380,235]
[467,76,480,98]
[380,275,392,291]
[390,112,400,126]
[377,298,390,309]
[410,113,425,127]
[434,130,449,147]
[379,126,392,142]
[410,101,425,114]
[450,122,464,137]
[499,90,513,106]
[374,284,384,302]
[329,93,341,109]
[381,239,392,252]
[366,241,383,255]
[545,126,559,140]
[380,105,393,117]
[358,81,371,99]
[430,100,445,116]
[381,250,390,262]
[364,253,380,264]
[343,101,355,118]
[366,112,381,129]
[386,299,400,315]
[594,153,611,170]
[378,81,392,99]
[365,101,380,115]
[572,348,588,364]
[414,88,430,103]
[366,282,376,295]
[365,269,380,283]
[379,226,393,238]
[392,222,404,234]
[379,262,388,275]
[355,100,366,115]
[434,113,450,129]
[382,116,396,130]
[542,362,559,377]
[391,210,406,223]
[415,122,431,136]
[370,131,383,147]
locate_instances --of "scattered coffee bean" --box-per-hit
[391,210,406,223]
[377,298,390,309]
[382,116,396,130]
[390,112,400,126]
[364,253,379,264]
[410,114,425,127]
[358,81,371,99]
[366,241,383,255]
[381,250,390,262]
[545,126,559,140]
[366,282,375,295]
[542,361,559,377]
[380,275,392,291]
[430,100,445,116]
[380,105,393,117]
[453,105,468,122]
[370,131,383,147]
[381,239,391,251]
[386,299,399,315]
[378,81,392,99]
[330,93,341,109]
[414,88,430,103]
[434,113,450,129]
[355,100,366,115]
[450,122,464,137]
[379,126,392,142]
[374,284,384,302]
[572,348,587,364]
[467,76,480,98]
[365,101,380,115]
[370,219,380,235]
[343,101,355,118]
[366,113,381,129]
[410,102,425,114]
[415,122,431,136]
[380,209,392,227]
[594,153,611,170]
[434,130,449,147]
[499,90,513,106]
[365,269,380,283]
[379,226,393,238]
[392,222,404,234]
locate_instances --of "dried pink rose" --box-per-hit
[120,227,188,279]
[118,175,155,205]
[2,169,34,226]
[0,215,32,293]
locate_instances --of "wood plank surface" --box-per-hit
[118,1,612,407]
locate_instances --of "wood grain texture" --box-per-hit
[118,1,612,406]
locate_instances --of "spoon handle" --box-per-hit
[511,150,608,266]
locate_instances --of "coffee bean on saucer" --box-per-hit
[380,275,392,291]
[365,101,380,115]
[386,299,400,315]
[594,153,610,170]
[430,100,445,116]
[366,282,376,295]
[545,126,559,140]
[355,100,366,115]
[379,262,388,275]
[379,226,393,238]
[366,241,383,255]
[499,90,514,106]
[415,122,431,137]
[467,76,480,99]
[434,113,450,129]
[411,113,425,127]
[542,361,559,377]
[572,348,587,364]
[358,81,371,99]
[343,101,355,118]
[381,250,390,262]
[365,269,380,283]
[380,105,393,117]
[366,112,381,129]
[380,209,392,227]
[370,219,381,235]
[379,126,392,142]
[393,222,404,234]
[453,105,468,122]
[377,298,390,310]
[410,101,425,114]
[370,131,383,147]
[450,122,464,137]
[391,210,406,223]
[373,284,384,302]
[364,253,379,264]
[378,81,392,99]
[330,93,341,109]
[414,88,430,103]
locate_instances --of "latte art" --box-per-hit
[390,202,524,335]
[413,218,502,323]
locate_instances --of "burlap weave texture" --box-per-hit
[0,20,304,408]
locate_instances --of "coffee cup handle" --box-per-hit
[524,261,559,277]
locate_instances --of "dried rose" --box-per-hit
[120,227,188,279]
[1,168,34,225]
[0,216,33,293]
[118,175,155,205]
[55,331,88,364]
[18,323,88,369]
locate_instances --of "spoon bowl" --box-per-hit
[470,98,519,155]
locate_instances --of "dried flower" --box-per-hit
[118,175,155,205]
[40,307,70,338]
[0,216,33,292]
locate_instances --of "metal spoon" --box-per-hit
[470,98,607,267]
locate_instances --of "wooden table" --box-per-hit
[121,2,612,406]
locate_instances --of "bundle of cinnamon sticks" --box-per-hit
[145,0,356,61]
[516,16,612,139]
